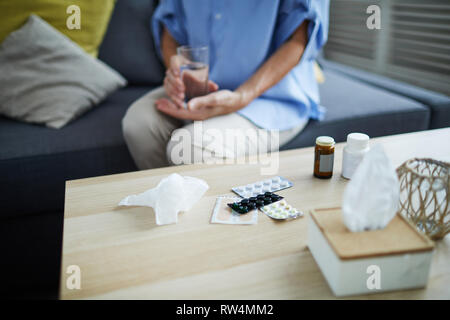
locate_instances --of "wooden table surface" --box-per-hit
[60,128,450,299]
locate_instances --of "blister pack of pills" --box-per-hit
[231,176,293,198]
[227,192,283,214]
[260,199,303,220]
[211,196,258,225]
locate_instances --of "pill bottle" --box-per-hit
[314,136,335,179]
[341,133,370,180]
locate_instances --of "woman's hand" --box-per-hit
[163,55,185,108]
[163,54,219,109]
[156,89,246,121]
[158,21,309,119]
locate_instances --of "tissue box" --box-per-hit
[308,208,434,297]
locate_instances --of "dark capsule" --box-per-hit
[256,200,264,207]
[257,194,265,200]
[240,199,249,205]
[264,197,272,205]
[249,197,257,203]
[264,192,273,197]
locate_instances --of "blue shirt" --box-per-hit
[152,0,329,130]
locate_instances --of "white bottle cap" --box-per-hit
[316,136,335,146]
[346,133,369,151]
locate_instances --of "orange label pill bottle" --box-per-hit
[314,136,335,179]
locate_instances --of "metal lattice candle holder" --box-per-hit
[397,158,450,240]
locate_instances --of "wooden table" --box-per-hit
[60,128,450,299]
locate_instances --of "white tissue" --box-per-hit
[118,173,209,225]
[342,145,399,232]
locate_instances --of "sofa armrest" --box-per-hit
[318,58,450,129]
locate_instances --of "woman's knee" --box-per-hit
[122,103,146,147]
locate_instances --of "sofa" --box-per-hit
[0,0,449,299]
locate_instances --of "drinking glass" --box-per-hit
[177,46,209,104]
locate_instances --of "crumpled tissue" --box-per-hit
[342,145,400,232]
[118,173,209,225]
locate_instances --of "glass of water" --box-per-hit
[177,46,209,105]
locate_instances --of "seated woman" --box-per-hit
[122,0,329,170]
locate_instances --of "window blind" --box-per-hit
[324,0,450,96]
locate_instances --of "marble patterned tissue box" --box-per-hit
[308,208,434,297]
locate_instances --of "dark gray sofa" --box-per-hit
[0,0,449,298]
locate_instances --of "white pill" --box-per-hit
[263,180,271,185]
[245,185,253,190]
[280,180,289,187]
[272,177,281,183]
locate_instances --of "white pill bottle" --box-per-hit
[341,133,370,179]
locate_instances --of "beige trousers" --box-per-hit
[122,87,307,170]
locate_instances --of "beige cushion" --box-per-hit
[0,15,126,129]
